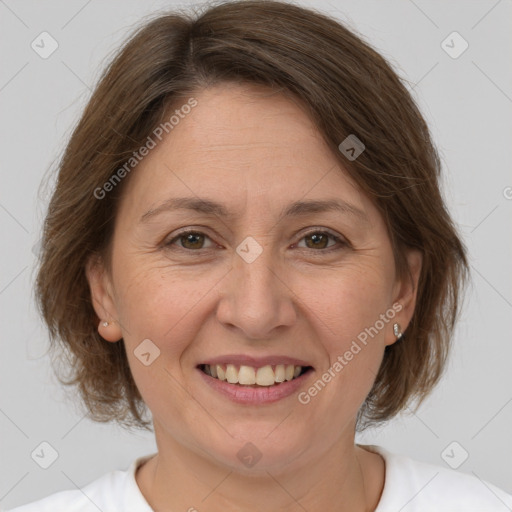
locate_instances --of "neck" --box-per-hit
[136,428,384,511]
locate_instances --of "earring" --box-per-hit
[102,321,109,327]
[393,323,402,340]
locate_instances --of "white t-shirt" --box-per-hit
[5,444,512,511]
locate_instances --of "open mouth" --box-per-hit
[198,363,314,387]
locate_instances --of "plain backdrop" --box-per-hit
[1,0,511,509]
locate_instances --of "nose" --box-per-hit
[215,240,297,340]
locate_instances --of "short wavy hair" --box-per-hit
[36,0,469,431]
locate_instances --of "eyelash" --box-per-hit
[164,228,348,254]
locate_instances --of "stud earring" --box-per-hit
[393,323,402,340]
[102,321,109,327]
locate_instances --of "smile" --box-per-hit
[197,362,315,405]
[200,363,312,386]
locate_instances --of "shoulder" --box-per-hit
[363,444,512,512]
[4,454,155,512]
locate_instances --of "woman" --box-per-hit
[8,1,512,511]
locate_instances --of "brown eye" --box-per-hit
[304,232,330,249]
[297,230,346,251]
[167,231,213,250]
[180,232,205,249]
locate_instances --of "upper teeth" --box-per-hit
[203,364,303,386]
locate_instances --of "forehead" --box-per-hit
[167,84,331,169]
[118,83,375,223]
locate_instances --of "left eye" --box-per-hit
[296,231,345,250]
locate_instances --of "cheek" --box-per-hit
[112,260,226,406]
[304,263,393,400]
[113,257,210,338]
[309,262,393,346]
[113,263,206,416]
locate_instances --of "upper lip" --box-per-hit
[199,355,314,368]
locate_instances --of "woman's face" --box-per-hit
[88,83,420,472]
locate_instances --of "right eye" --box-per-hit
[165,230,216,251]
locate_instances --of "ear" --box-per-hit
[85,254,123,342]
[386,249,422,346]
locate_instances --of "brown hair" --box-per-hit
[36,0,468,431]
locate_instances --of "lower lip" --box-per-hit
[197,367,314,404]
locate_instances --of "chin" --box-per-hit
[199,425,310,474]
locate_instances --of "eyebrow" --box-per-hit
[139,197,369,224]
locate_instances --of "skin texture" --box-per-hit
[87,83,422,511]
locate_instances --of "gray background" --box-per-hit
[1,0,511,509]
